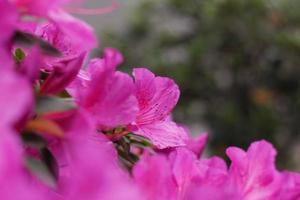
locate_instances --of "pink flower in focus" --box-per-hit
[68,48,138,129]
[226,140,282,200]
[130,68,188,149]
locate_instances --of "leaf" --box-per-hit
[21,132,47,148]
[26,157,56,188]
[40,147,58,181]
[36,96,76,115]
[14,48,25,62]
[25,118,64,137]
[127,133,153,147]
[13,31,61,56]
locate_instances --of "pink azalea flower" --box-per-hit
[68,48,138,129]
[130,68,188,149]
[226,140,282,200]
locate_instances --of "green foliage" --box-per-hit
[102,0,300,169]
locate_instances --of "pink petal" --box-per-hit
[133,154,177,200]
[279,171,300,200]
[0,68,33,126]
[135,120,188,149]
[133,68,180,125]
[87,71,138,128]
[41,53,85,94]
[68,48,138,128]
[226,140,282,200]
[186,132,208,157]
[49,9,97,52]
[168,148,199,198]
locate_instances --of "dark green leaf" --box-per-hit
[13,31,61,56]
[26,157,56,187]
[21,132,47,149]
[36,96,76,115]
[127,133,153,147]
[14,48,25,62]
[41,148,58,181]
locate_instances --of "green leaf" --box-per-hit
[26,157,56,188]
[14,48,25,62]
[21,132,47,149]
[13,31,61,56]
[41,147,58,181]
[36,96,77,115]
[127,133,153,147]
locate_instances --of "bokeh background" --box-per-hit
[81,0,300,170]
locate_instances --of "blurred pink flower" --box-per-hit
[48,110,141,200]
[41,53,85,94]
[130,68,188,149]
[133,153,177,200]
[48,9,97,53]
[9,0,70,17]
[185,131,208,157]
[0,126,51,200]
[226,140,282,200]
[31,22,94,94]
[279,171,300,200]
[0,68,33,127]
[19,46,42,82]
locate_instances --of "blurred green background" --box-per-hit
[93,0,300,170]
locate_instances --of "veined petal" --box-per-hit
[133,68,180,125]
[134,120,188,149]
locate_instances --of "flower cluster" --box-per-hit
[0,0,299,199]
